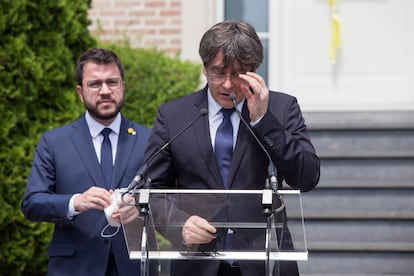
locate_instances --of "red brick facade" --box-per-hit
[88,0,182,55]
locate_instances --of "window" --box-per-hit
[223,0,269,83]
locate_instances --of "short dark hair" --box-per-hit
[198,20,263,71]
[75,48,125,86]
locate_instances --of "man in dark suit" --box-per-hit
[22,48,152,275]
[144,21,320,276]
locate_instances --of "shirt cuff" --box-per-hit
[250,115,264,127]
[67,193,82,219]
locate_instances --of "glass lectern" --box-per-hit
[118,189,307,276]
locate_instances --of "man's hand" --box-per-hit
[74,186,112,212]
[239,72,269,122]
[112,193,139,224]
[182,215,217,245]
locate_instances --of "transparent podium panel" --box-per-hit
[120,189,307,266]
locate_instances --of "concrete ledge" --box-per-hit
[303,111,414,130]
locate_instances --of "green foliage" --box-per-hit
[0,0,96,274]
[103,42,202,127]
[1,1,202,274]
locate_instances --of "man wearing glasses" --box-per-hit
[144,21,320,276]
[22,48,154,275]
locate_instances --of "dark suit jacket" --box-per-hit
[22,114,151,276]
[145,86,320,276]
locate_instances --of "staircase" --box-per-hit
[298,111,414,276]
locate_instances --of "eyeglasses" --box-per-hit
[84,78,123,92]
[206,72,245,84]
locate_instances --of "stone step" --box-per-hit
[299,252,414,275]
[304,111,414,130]
[318,158,414,188]
[311,131,414,159]
[301,274,407,276]
[300,188,414,216]
[316,180,414,189]
[303,212,414,220]
[295,111,414,276]
[309,129,414,158]
[303,220,414,246]
[307,242,414,253]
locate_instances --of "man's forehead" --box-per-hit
[207,61,244,72]
[208,51,242,69]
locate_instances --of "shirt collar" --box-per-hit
[85,111,122,138]
[207,88,244,116]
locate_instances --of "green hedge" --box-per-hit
[0,1,202,274]
[103,42,202,127]
[1,0,95,274]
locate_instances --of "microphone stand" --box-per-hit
[123,108,208,276]
[139,179,151,276]
[229,93,284,276]
[141,178,152,276]
[263,168,278,276]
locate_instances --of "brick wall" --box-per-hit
[88,0,182,55]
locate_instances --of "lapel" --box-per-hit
[112,117,136,189]
[192,88,224,188]
[70,115,106,188]
[228,102,251,187]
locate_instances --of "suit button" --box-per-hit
[264,136,274,147]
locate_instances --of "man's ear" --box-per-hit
[76,85,84,102]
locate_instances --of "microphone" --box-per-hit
[229,93,283,215]
[229,93,278,190]
[126,108,208,192]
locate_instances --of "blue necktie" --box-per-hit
[215,108,234,188]
[101,128,113,187]
[215,109,236,258]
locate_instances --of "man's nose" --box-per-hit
[222,76,234,89]
[99,82,112,94]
